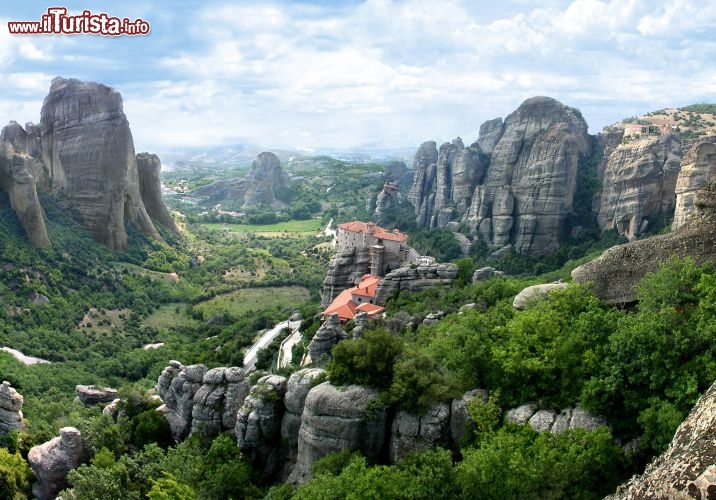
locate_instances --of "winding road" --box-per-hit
[242,319,302,372]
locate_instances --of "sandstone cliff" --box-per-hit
[572,177,716,303]
[607,377,716,499]
[193,151,291,209]
[320,246,371,307]
[136,152,180,234]
[28,427,84,500]
[672,136,716,230]
[596,133,682,239]
[0,380,23,436]
[374,262,459,305]
[40,77,162,249]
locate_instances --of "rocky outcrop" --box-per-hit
[390,402,451,461]
[28,427,84,500]
[288,382,388,484]
[477,117,505,155]
[405,97,591,255]
[0,123,51,248]
[75,384,118,406]
[136,153,180,234]
[672,136,716,230]
[512,282,568,310]
[384,160,414,188]
[472,266,504,282]
[193,151,291,209]
[321,246,371,307]
[40,77,162,249]
[607,377,716,499]
[191,366,250,438]
[409,138,487,228]
[0,381,23,435]
[572,177,716,304]
[373,182,402,224]
[374,262,458,305]
[235,375,287,479]
[281,368,326,476]
[156,361,207,440]
[506,403,607,433]
[307,314,347,363]
[450,389,489,443]
[596,134,682,239]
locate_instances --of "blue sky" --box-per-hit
[1,0,715,152]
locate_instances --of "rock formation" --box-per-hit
[288,382,388,484]
[383,160,414,187]
[75,384,118,406]
[156,361,207,440]
[506,403,607,434]
[321,247,371,307]
[572,177,716,304]
[40,77,162,249]
[596,133,682,239]
[0,381,23,435]
[307,313,347,363]
[373,182,402,224]
[512,282,569,310]
[281,368,326,477]
[136,152,180,234]
[477,117,505,154]
[607,377,716,499]
[191,366,250,438]
[390,402,451,461]
[672,136,716,230]
[374,262,458,305]
[192,151,291,209]
[408,138,487,229]
[235,375,288,479]
[28,427,84,500]
[0,123,51,247]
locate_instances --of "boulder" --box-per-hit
[0,381,23,435]
[307,314,346,363]
[28,427,84,500]
[374,262,458,304]
[450,389,489,443]
[512,282,568,310]
[288,382,388,484]
[75,384,118,405]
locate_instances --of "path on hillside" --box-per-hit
[1,346,51,365]
[277,326,303,369]
[242,319,302,372]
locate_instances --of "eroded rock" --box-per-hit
[28,427,84,500]
[0,381,23,435]
[191,366,250,438]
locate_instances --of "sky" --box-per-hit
[1,0,715,153]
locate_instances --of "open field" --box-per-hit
[200,219,323,237]
[192,285,310,321]
[143,303,201,330]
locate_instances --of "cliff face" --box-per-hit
[406,97,591,255]
[136,152,180,234]
[672,136,716,230]
[572,177,716,304]
[40,77,161,249]
[192,151,291,209]
[596,133,682,239]
[0,123,51,248]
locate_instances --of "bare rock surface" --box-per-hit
[607,377,716,499]
[235,375,288,479]
[0,124,50,247]
[572,177,716,304]
[136,152,180,233]
[512,282,568,310]
[288,382,388,484]
[321,247,371,307]
[28,427,84,500]
[75,384,118,406]
[40,77,162,249]
[597,134,682,240]
[307,314,346,363]
[0,380,23,435]
[390,402,451,461]
[374,262,458,304]
[672,136,716,230]
[156,361,207,440]
[191,366,250,438]
[507,403,606,433]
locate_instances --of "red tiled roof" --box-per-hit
[356,303,384,315]
[323,275,383,321]
[337,221,408,242]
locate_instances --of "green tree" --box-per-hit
[327,328,403,389]
[0,448,31,500]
